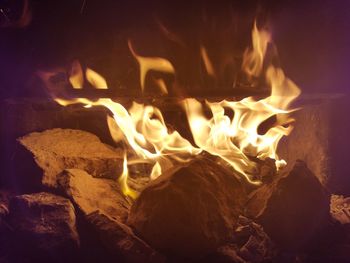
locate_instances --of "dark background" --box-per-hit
[0,0,349,98]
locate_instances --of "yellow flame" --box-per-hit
[200,46,215,77]
[119,154,138,199]
[150,161,162,180]
[86,68,108,89]
[49,22,300,192]
[242,21,271,79]
[128,40,175,93]
[69,60,84,89]
[183,23,300,184]
[54,96,201,176]
[154,78,169,95]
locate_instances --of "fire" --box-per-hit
[200,46,216,77]
[184,23,300,184]
[128,40,175,93]
[47,21,300,195]
[69,60,108,89]
[242,22,271,79]
[119,154,138,199]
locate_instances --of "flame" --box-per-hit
[183,23,300,184]
[54,96,201,197]
[128,40,175,93]
[150,162,162,180]
[68,61,108,89]
[242,22,271,79]
[119,154,138,199]
[48,21,300,195]
[69,61,84,89]
[200,46,215,77]
[154,78,169,95]
[85,68,108,89]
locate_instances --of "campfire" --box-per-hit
[1,1,350,263]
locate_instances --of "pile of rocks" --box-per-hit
[0,128,345,262]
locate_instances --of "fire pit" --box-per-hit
[1,1,350,263]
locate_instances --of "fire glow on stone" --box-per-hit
[48,22,301,198]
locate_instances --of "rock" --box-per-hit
[18,128,123,187]
[330,195,350,224]
[0,191,10,222]
[57,168,130,222]
[235,216,275,262]
[128,157,247,259]
[245,160,330,251]
[87,211,165,263]
[205,216,275,263]
[278,95,350,194]
[209,245,246,263]
[0,190,11,262]
[8,192,79,262]
[278,101,330,185]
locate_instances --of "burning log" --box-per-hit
[7,192,80,262]
[245,160,330,251]
[127,157,247,260]
[87,211,165,263]
[57,168,130,222]
[18,128,124,187]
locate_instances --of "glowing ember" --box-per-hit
[47,22,300,196]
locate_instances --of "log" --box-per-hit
[87,211,165,263]
[57,168,130,223]
[128,156,247,259]
[18,128,123,187]
[8,192,80,262]
[245,160,330,251]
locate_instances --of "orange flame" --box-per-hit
[68,60,108,89]
[69,61,84,89]
[242,22,271,79]
[119,154,138,199]
[128,40,175,93]
[49,21,300,195]
[184,23,300,184]
[200,46,216,77]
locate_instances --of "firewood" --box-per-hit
[128,156,247,260]
[57,168,130,223]
[18,128,124,187]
